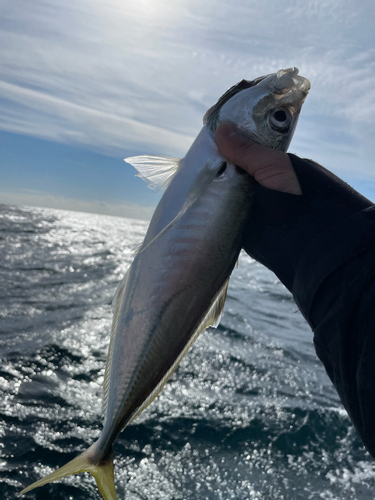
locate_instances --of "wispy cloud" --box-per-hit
[1,0,375,203]
[0,80,195,156]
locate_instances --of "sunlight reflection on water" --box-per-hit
[1,204,375,499]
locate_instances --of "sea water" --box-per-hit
[0,203,374,499]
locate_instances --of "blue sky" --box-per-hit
[1,0,375,219]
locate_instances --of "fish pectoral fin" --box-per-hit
[124,155,180,192]
[138,157,226,254]
[19,443,117,500]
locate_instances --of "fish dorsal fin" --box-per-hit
[130,241,143,257]
[110,271,129,311]
[125,277,230,427]
[103,270,130,413]
[104,237,143,413]
[204,75,270,130]
[124,155,180,192]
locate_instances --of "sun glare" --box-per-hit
[113,0,189,24]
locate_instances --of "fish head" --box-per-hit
[205,67,310,152]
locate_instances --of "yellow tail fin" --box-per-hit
[19,443,117,500]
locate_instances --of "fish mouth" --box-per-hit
[273,67,311,95]
[205,67,310,131]
[242,68,310,96]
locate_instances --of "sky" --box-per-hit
[1,0,375,220]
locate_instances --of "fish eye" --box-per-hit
[269,108,292,131]
[215,162,227,178]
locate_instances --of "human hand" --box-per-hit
[215,122,302,195]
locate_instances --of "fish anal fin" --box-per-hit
[126,277,230,427]
[201,277,229,329]
[124,155,180,192]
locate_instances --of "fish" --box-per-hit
[20,67,310,499]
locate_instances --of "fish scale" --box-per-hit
[20,67,310,500]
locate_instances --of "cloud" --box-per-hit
[1,0,375,177]
[0,189,155,221]
[0,80,195,157]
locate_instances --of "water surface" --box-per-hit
[0,204,374,499]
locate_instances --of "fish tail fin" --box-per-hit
[19,443,118,500]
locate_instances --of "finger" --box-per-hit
[215,122,302,195]
[215,122,259,173]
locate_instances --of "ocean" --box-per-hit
[0,203,374,499]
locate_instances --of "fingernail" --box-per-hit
[218,121,240,138]
[217,122,250,144]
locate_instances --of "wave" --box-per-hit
[1,204,374,499]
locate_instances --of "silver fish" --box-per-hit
[20,67,310,499]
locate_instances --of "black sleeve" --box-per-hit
[242,154,375,457]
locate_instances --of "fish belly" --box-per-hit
[100,167,254,449]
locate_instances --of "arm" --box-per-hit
[216,122,375,457]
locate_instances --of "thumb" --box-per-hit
[215,121,302,195]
